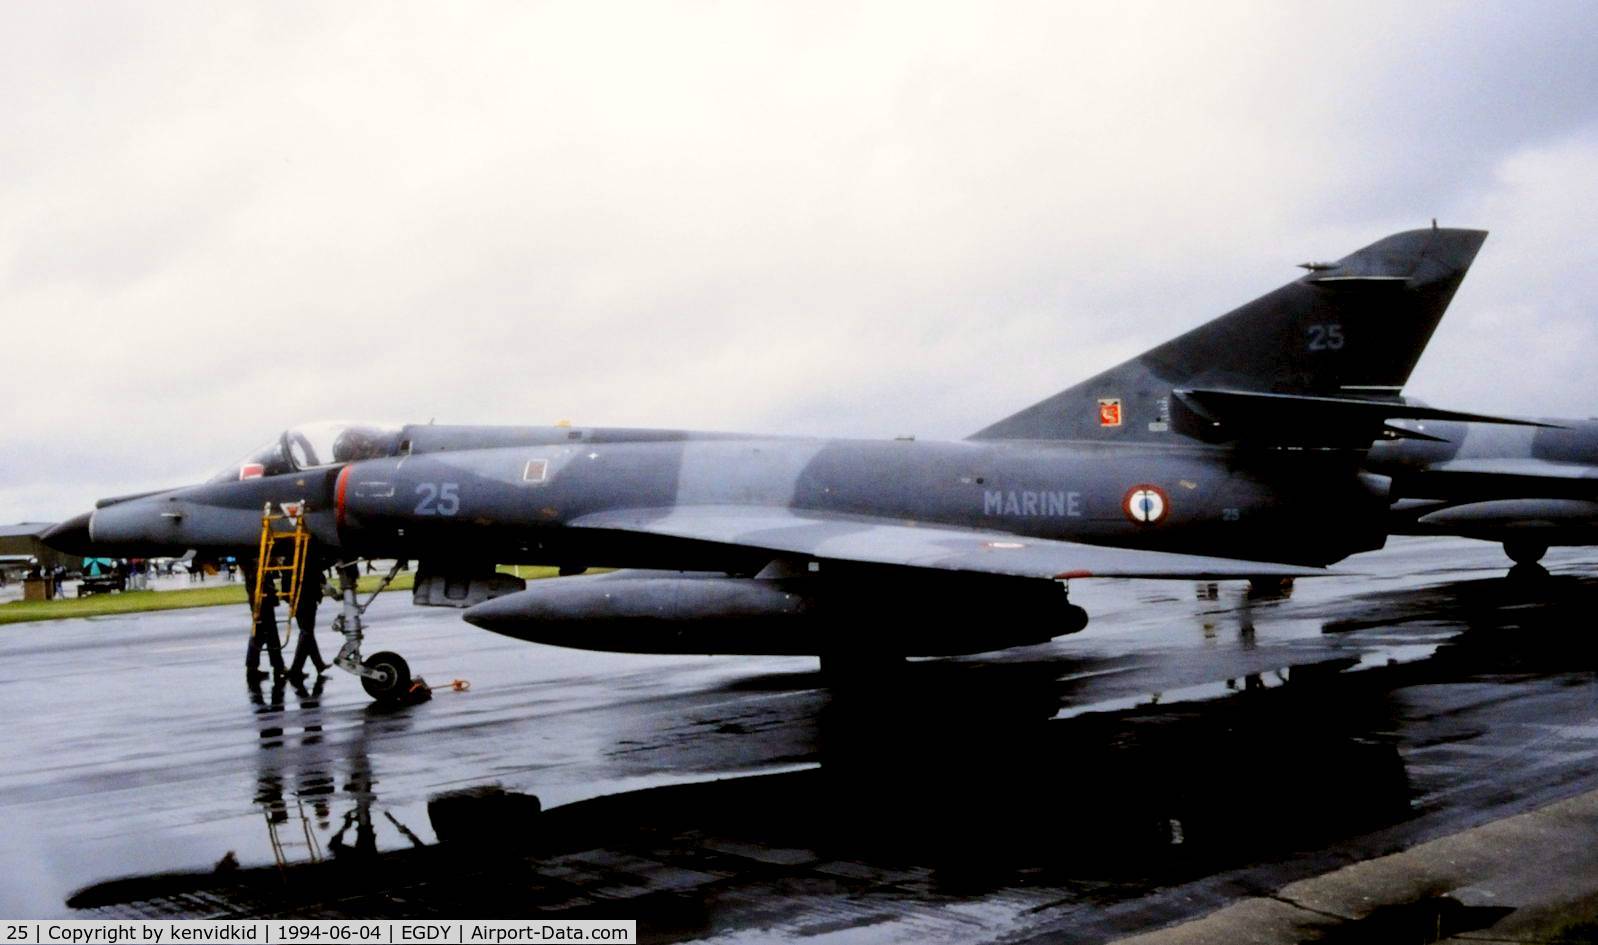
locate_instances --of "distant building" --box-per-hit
[0,523,76,576]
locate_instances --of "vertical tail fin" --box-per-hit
[970,227,1488,442]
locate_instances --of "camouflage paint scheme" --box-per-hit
[47,228,1496,666]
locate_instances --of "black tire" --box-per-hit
[361,650,411,701]
[1504,540,1548,566]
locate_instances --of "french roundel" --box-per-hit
[1122,484,1169,524]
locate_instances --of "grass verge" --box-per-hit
[1,565,576,626]
[0,571,418,626]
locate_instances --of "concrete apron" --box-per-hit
[1113,787,1598,944]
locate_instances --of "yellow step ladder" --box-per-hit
[251,503,312,640]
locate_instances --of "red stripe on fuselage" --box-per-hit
[336,465,351,529]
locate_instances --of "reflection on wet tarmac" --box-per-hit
[250,676,330,869]
[248,674,432,868]
[4,538,1595,941]
[68,655,1416,927]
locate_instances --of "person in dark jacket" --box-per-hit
[243,565,288,680]
[287,566,331,678]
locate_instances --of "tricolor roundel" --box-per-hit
[1122,484,1169,524]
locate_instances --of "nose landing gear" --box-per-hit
[331,561,417,703]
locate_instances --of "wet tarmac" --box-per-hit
[2,536,1596,942]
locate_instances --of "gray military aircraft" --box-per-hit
[46,226,1514,701]
[1367,417,1597,574]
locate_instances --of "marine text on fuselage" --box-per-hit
[983,490,1082,517]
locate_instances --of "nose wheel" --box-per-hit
[359,651,412,701]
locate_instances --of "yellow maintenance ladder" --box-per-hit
[251,502,312,641]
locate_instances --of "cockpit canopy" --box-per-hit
[212,422,404,482]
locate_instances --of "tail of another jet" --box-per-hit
[970,226,1489,444]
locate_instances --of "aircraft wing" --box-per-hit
[569,506,1324,581]
[1415,458,1598,483]
[1386,459,1598,538]
[1166,389,1557,448]
[1415,498,1598,529]
[1396,457,1598,503]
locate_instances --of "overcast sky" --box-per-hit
[3,1,1597,523]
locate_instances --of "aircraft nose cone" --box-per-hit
[42,511,94,555]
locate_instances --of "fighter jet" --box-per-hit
[46,226,1509,701]
[1367,416,1596,575]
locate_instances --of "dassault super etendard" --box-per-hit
[48,226,1514,701]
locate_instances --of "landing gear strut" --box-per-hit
[331,561,413,702]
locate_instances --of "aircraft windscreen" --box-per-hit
[210,422,403,482]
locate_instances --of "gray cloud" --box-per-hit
[4,1,1597,522]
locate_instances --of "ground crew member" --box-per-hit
[287,566,331,678]
[243,565,288,680]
